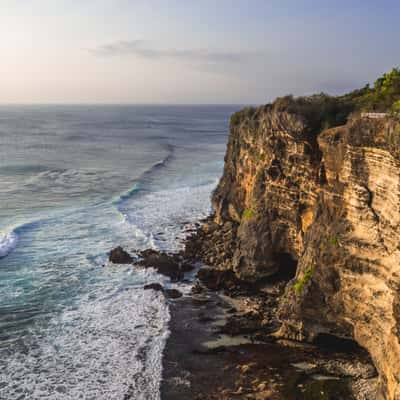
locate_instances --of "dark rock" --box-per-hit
[191,295,211,305]
[220,312,263,336]
[165,289,183,299]
[196,267,241,293]
[181,263,195,273]
[135,249,183,281]
[109,246,133,264]
[198,315,214,323]
[191,281,204,294]
[144,283,164,292]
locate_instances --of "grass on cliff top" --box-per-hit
[294,265,315,294]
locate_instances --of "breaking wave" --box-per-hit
[0,230,18,259]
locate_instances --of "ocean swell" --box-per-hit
[112,143,175,208]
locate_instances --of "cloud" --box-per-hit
[90,40,254,65]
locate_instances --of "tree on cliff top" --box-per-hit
[342,67,400,112]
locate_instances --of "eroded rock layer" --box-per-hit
[206,102,400,399]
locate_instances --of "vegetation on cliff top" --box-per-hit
[349,67,400,112]
[230,68,400,134]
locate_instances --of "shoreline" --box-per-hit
[156,220,378,400]
[160,285,376,399]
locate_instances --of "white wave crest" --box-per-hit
[0,230,18,258]
[119,180,218,252]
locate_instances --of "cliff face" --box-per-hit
[210,102,400,399]
[213,104,322,282]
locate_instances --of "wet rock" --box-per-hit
[198,312,214,323]
[196,267,237,292]
[191,281,204,294]
[220,312,263,336]
[316,359,377,379]
[181,263,195,273]
[144,283,164,292]
[165,289,183,299]
[135,249,183,281]
[109,246,133,264]
[191,295,211,305]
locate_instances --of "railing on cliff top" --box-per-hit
[361,112,388,119]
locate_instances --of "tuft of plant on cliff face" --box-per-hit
[294,265,315,294]
[327,236,340,247]
[242,207,255,221]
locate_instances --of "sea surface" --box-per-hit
[0,105,236,399]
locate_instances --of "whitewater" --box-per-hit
[0,105,236,399]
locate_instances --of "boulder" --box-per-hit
[165,289,183,299]
[144,283,164,292]
[109,246,133,264]
[196,267,238,292]
[136,249,184,281]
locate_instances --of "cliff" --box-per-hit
[201,98,400,399]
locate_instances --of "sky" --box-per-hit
[0,0,399,104]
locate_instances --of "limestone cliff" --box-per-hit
[206,99,400,399]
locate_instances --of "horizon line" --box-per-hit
[0,102,253,107]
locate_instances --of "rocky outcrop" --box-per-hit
[144,283,164,292]
[135,249,193,281]
[109,246,133,264]
[198,99,400,399]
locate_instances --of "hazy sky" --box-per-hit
[1,0,399,104]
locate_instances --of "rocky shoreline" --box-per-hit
[110,217,377,399]
[159,220,377,400]
[110,87,400,398]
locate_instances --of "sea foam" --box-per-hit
[0,230,18,258]
[0,272,170,400]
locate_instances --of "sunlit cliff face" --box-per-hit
[210,105,400,399]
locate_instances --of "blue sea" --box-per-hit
[0,105,236,399]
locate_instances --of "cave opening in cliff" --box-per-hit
[313,333,369,356]
[268,252,298,283]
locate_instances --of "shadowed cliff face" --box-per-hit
[211,103,400,399]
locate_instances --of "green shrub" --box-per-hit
[294,265,315,294]
[345,67,400,112]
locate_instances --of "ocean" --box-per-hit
[0,105,236,399]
